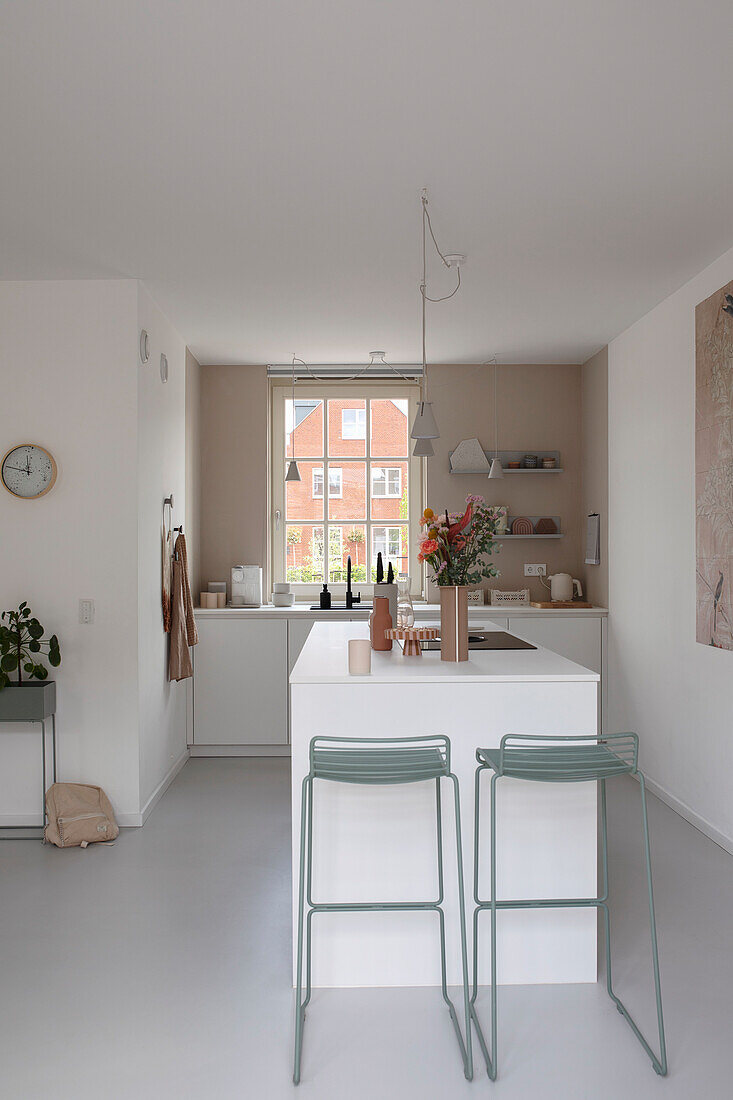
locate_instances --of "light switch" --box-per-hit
[79,599,95,624]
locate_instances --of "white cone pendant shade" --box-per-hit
[413,437,435,457]
[488,457,504,479]
[285,459,301,482]
[410,401,439,439]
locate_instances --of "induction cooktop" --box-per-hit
[422,631,536,651]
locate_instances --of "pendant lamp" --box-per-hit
[413,436,435,457]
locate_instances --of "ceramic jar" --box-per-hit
[369,596,393,651]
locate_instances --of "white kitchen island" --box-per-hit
[290,621,600,989]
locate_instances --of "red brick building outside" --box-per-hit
[285,397,409,582]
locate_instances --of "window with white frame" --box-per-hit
[271,384,421,592]
[371,466,402,498]
[312,466,342,498]
[342,407,366,439]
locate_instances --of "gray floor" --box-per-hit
[0,759,731,1099]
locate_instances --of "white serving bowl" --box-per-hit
[272,592,295,607]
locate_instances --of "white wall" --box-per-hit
[136,285,188,814]
[0,281,140,824]
[0,279,191,827]
[608,243,733,853]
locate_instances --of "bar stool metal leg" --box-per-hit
[470,736,667,1080]
[469,763,497,1079]
[601,775,667,1076]
[292,736,473,1084]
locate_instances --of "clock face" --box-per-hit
[1,444,57,499]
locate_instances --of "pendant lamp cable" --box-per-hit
[291,354,297,459]
[419,189,462,405]
[492,356,499,458]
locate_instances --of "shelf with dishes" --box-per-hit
[449,446,562,474]
[495,515,563,539]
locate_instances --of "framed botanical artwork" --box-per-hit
[696,278,733,648]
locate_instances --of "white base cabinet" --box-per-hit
[192,618,288,745]
[189,609,606,751]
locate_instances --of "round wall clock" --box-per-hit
[1,444,58,499]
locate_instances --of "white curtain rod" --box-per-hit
[267,364,423,379]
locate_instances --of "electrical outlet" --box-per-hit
[78,599,95,624]
[524,564,546,577]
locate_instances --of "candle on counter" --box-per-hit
[348,639,371,676]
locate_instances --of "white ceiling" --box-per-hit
[2,1,733,365]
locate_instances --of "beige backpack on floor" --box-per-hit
[44,783,119,848]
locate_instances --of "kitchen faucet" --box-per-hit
[345,555,361,608]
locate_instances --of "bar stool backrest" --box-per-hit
[309,734,451,785]
[494,732,638,782]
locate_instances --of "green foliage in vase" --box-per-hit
[0,602,61,690]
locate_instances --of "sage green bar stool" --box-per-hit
[293,735,473,1085]
[470,733,667,1080]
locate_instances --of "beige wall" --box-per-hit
[185,349,202,597]
[197,361,600,605]
[199,364,269,596]
[425,363,585,602]
[580,347,609,606]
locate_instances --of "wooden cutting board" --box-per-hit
[530,601,594,609]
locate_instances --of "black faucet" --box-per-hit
[345,555,361,608]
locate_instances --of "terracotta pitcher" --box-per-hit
[369,596,393,651]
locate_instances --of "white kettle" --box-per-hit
[547,573,583,602]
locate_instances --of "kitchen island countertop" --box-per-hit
[290,620,600,684]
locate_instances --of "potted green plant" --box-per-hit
[0,602,60,720]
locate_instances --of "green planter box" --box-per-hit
[0,681,56,721]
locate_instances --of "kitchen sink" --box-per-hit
[309,603,373,611]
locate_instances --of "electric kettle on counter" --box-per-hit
[544,573,583,602]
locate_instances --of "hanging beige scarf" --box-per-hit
[169,532,198,681]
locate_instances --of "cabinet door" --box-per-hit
[193,619,288,744]
[507,616,601,673]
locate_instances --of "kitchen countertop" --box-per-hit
[194,602,608,619]
[290,620,600,684]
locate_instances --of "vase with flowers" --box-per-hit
[418,495,500,661]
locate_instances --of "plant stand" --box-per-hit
[0,682,57,836]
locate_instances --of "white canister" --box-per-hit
[348,639,371,675]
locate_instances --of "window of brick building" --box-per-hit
[312,467,342,498]
[342,407,366,440]
[371,466,402,498]
[271,383,422,594]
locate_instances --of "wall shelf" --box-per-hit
[496,516,563,539]
[449,448,562,474]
